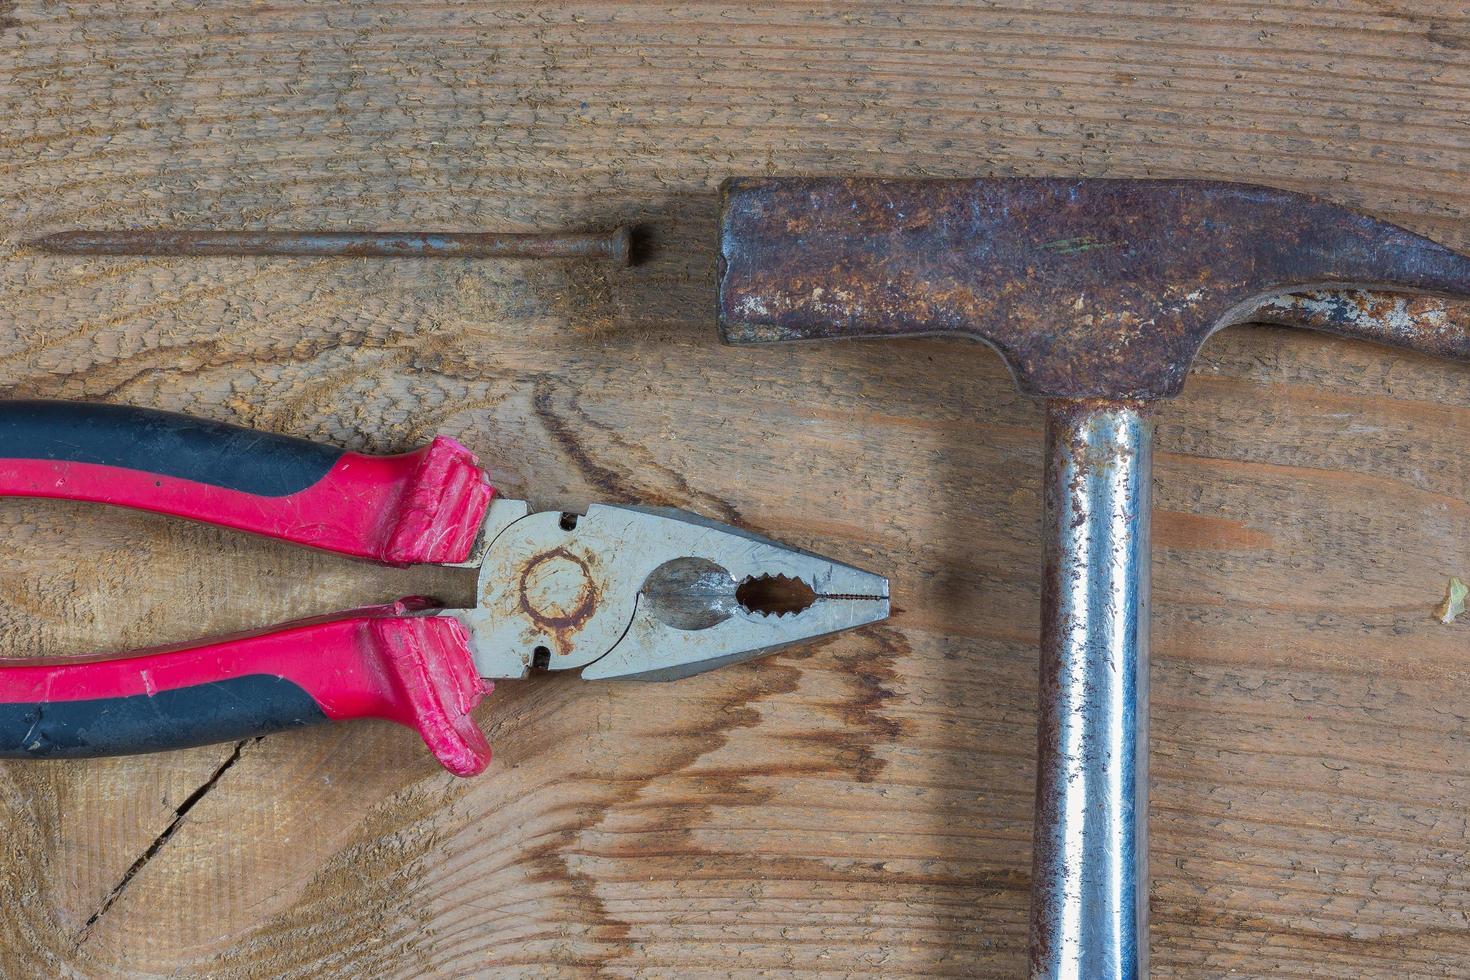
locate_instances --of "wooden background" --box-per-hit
[2,1,1469,976]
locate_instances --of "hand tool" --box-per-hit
[0,400,887,775]
[715,176,1470,979]
[29,227,633,266]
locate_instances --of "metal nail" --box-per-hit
[29,227,633,266]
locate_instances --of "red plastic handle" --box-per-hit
[0,402,494,565]
[0,600,493,775]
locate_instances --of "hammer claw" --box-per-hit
[1254,289,1470,362]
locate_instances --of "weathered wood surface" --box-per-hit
[2,1,1469,976]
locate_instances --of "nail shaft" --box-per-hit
[30,228,632,266]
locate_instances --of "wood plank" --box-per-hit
[1,1,1468,975]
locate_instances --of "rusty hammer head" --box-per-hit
[716,177,1470,398]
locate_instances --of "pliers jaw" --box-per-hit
[454,503,890,682]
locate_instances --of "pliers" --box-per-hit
[0,401,889,775]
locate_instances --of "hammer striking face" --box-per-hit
[717,177,1470,980]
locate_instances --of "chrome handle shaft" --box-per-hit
[1030,400,1153,980]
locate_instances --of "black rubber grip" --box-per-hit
[0,400,342,497]
[0,676,329,758]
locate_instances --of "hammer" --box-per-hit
[714,177,1470,979]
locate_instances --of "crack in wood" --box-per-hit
[73,737,258,947]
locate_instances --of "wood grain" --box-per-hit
[2,1,1469,976]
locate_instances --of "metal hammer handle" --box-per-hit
[1032,401,1152,980]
